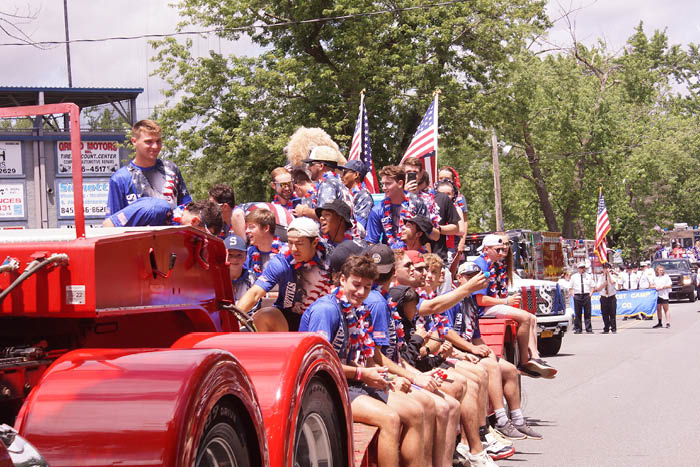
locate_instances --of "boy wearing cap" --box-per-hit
[366,165,438,249]
[341,160,374,229]
[473,234,557,378]
[244,209,287,278]
[225,235,257,305]
[299,255,426,467]
[316,200,357,251]
[400,216,433,253]
[237,217,331,331]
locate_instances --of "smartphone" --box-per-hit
[291,198,302,208]
[406,172,417,183]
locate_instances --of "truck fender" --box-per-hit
[172,332,353,467]
[14,348,267,467]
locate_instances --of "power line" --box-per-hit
[0,1,466,47]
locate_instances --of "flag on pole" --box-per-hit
[348,91,379,193]
[595,187,611,263]
[400,92,439,185]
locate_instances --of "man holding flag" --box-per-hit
[595,187,611,264]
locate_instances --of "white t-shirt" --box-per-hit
[654,274,672,300]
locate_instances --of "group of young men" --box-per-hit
[105,119,560,467]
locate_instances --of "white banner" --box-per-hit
[57,141,120,175]
[0,141,22,175]
[0,182,25,218]
[57,180,110,219]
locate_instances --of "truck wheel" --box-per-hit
[538,335,562,357]
[689,291,696,303]
[196,400,252,467]
[294,377,345,467]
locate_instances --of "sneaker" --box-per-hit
[513,421,543,440]
[494,421,525,441]
[601,330,609,334]
[453,448,469,467]
[483,431,515,460]
[612,330,617,334]
[525,359,557,379]
[573,330,582,334]
[666,323,670,328]
[516,363,541,378]
[652,322,663,328]
[489,425,515,447]
[468,449,500,467]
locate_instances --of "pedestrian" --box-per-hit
[570,261,596,334]
[652,265,672,328]
[596,263,618,333]
[557,269,572,302]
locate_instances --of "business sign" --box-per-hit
[57,179,110,219]
[570,289,658,317]
[0,141,22,175]
[0,182,25,219]
[57,141,120,175]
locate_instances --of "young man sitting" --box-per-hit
[315,199,357,251]
[244,209,287,278]
[225,234,257,306]
[300,255,425,467]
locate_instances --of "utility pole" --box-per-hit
[63,0,73,87]
[491,128,503,231]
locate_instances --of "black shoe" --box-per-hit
[574,330,582,334]
[652,322,663,328]
[612,330,617,334]
[666,323,670,328]
[586,330,593,334]
[601,330,609,334]
[622,316,628,321]
[516,364,542,378]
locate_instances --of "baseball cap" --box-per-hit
[405,250,425,265]
[577,261,586,268]
[389,285,412,306]
[109,197,172,227]
[405,216,433,244]
[287,217,320,238]
[478,234,504,251]
[224,234,246,252]
[315,199,353,227]
[340,160,369,179]
[329,239,367,273]
[366,244,395,274]
[457,261,482,276]
[302,146,340,166]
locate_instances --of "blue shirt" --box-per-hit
[365,192,428,245]
[353,188,374,229]
[364,289,390,346]
[445,298,481,341]
[107,197,172,227]
[106,159,191,216]
[300,294,352,364]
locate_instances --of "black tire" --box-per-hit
[689,291,696,303]
[196,400,253,467]
[538,335,563,357]
[294,377,346,467]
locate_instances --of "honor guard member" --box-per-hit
[571,261,596,334]
[596,263,618,333]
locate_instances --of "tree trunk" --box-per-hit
[523,123,559,232]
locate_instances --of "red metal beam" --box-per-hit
[0,103,85,238]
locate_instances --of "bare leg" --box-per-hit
[352,396,401,467]
[663,303,670,325]
[499,359,521,410]
[408,390,437,467]
[657,303,663,322]
[479,356,506,411]
[252,307,289,331]
[387,391,425,467]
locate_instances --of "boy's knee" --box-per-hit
[253,307,289,332]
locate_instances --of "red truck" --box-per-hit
[0,103,517,466]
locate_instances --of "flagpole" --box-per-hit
[359,89,365,158]
[432,89,440,186]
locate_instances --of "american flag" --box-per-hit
[400,94,439,185]
[595,190,611,263]
[348,92,379,193]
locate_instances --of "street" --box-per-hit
[499,301,700,467]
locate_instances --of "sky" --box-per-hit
[1,0,699,120]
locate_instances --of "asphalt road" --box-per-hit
[498,300,700,467]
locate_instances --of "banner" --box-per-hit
[57,179,110,219]
[57,141,120,175]
[570,289,658,317]
[0,182,25,218]
[0,141,22,175]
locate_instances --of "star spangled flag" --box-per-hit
[595,189,611,263]
[348,92,379,193]
[400,94,439,185]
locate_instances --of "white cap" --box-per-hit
[478,234,504,251]
[577,261,586,268]
[287,217,320,238]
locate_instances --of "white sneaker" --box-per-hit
[482,432,515,460]
[489,425,515,446]
[465,449,499,467]
[455,442,471,460]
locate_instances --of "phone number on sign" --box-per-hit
[60,206,106,216]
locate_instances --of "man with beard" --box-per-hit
[269,167,296,214]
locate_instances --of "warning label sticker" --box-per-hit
[66,285,86,305]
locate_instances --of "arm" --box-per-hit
[445,329,489,357]
[230,208,246,238]
[474,292,520,308]
[236,285,267,313]
[365,208,382,244]
[418,273,488,316]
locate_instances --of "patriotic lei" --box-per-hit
[335,287,375,364]
[420,191,441,226]
[379,287,405,351]
[323,229,354,245]
[273,195,294,211]
[417,289,451,338]
[284,241,326,270]
[381,194,410,249]
[481,253,508,298]
[250,237,285,276]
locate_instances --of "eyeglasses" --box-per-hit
[275,181,293,188]
[493,247,509,253]
[414,266,427,272]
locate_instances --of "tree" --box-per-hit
[151,0,549,201]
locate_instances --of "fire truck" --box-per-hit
[0,103,519,466]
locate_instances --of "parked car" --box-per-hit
[509,274,573,356]
[651,259,696,302]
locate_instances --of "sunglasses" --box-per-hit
[493,247,509,253]
[275,181,293,188]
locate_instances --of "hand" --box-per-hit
[465,272,489,292]
[411,372,440,391]
[471,344,491,358]
[292,204,310,218]
[390,376,412,393]
[404,179,418,193]
[508,293,521,308]
[361,367,390,390]
[439,341,453,358]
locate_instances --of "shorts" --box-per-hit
[348,381,389,403]
[481,304,513,319]
[657,298,669,305]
